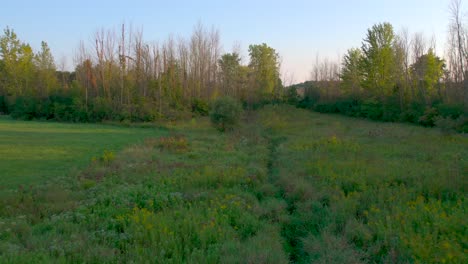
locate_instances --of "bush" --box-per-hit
[210,96,242,132]
[381,96,401,122]
[314,102,339,113]
[435,103,464,119]
[10,96,38,120]
[284,87,301,106]
[456,115,468,133]
[359,98,383,120]
[297,96,316,109]
[335,98,361,117]
[89,97,113,122]
[0,95,8,114]
[418,107,439,127]
[400,102,425,123]
[191,98,210,116]
[437,115,468,133]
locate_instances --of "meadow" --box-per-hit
[0,116,160,188]
[0,106,466,263]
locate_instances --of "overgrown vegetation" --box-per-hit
[0,24,282,122]
[289,16,467,132]
[1,1,467,262]
[292,86,468,133]
[210,97,243,132]
[1,106,466,262]
[260,105,467,263]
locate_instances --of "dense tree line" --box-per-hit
[295,3,468,132]
[0,24,283,121]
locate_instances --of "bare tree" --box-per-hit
[448,0,468,104]
[396,28,411,102]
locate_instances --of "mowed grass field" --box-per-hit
[0,106,467,263]
[0,116,161,188]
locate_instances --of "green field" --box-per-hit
[0,117,161,188]
[0,107,466,263]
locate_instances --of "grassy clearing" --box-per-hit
[260,105,467,263]
[0,117,160,188]
[0,116,289,263]
[0,107,466,263]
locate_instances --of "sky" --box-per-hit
[1,0,456,83]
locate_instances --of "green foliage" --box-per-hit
[34,41,58,96]
[0,111,289,262]
[0,28,36,96]
[96,150,115,164]
[359,98,384,120]
[435,103,464,119]
[0,95,7,114]
[218,52,243,97]
[400,102,425,123]
[249,43,282,97]
[210,96,242,132]
[341,48,364,95]
[10,96,38,120]
[361,22,396,95]
[418,107,439,127]
[435,115,468,133]
[292,22,465,130]
[410,49,446,101]
[0,118,157,187]
[191,98,210,116]
[1,106,467,262]
[284,87,301,105]
[262,106,467,263]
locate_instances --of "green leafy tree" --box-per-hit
[411,49,446,103]
[361,23,396,96]
[218,52,242,97]
[340,48,364,95]
[0,27,22,96]
[34,41,58,96]
[248,43,282,98]
[0,27,36,96]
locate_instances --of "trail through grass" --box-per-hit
[259,105,467,263]
[0,107,466,263]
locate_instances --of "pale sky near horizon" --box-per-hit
[1,0,457,83]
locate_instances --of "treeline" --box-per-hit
[0,24,283,122]
[292,1,468,132]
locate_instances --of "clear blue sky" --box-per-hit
[1,0,454,83]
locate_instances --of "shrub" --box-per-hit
[191,98,210,116]
[0,95,8,114]
[89,97,113,122]
[284,87,301,106]
[10,96,38,120]
[360,98,383,120]
[335,98,361,117]
[381,96,401,122]
[91,150,115,165]
[210,96,242,132]
[455,115,468,133]
[314,102,339,113]
[418,107,439,127]
[435,103,464,119]
[400,102,425,123]
[297,96,316,109]
[443,115,468,133]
